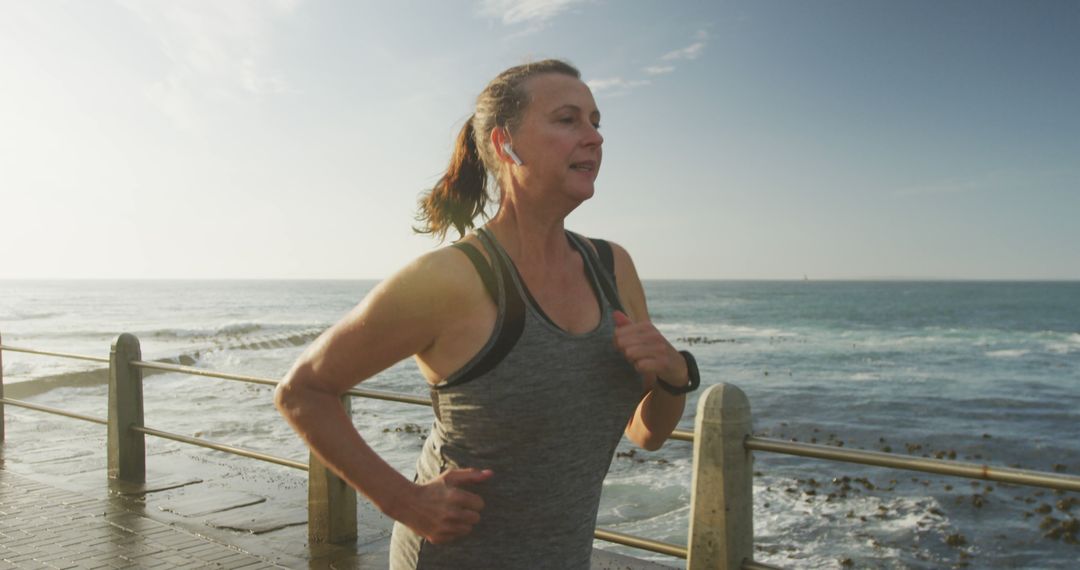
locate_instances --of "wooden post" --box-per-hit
[688,383,754,570]
[1,331,5,443]
[308,394,358,544]
[108,333,145,483]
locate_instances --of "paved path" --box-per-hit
[0,469,283,569]
[0,467,674,569]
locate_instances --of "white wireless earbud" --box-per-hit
[502,143,523,166]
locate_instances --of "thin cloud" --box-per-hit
[476,0,589,26]
[587,77,651,97]
[115,1,297,130]
[661,41,705,61]
[643,65,675,75]
[641,28,709,78]
[592,29,710,97]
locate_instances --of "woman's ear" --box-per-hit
[491,127,520,165]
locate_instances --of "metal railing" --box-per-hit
[3,331,1078,569]
[0,333,702,562]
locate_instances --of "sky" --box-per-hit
[1,0,1077,280]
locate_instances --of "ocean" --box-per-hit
[1,279,1078,568]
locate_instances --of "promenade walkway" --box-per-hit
[0,465,670,569]
[0,443,671,570]
[0,380,674,569]
[0,469,284,569]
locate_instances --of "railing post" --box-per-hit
[108,333,145,483]
[1,331,5,443]
[688,383,754,570]
[308,394,358,544]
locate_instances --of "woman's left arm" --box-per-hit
[609,243,691,451]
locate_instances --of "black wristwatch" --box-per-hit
[656,350,700,395]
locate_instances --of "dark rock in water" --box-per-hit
[1039,516,1060,530]
[1059,518,1080,542]
[971,494,985,508]
[945,533,967,547]
[1053,463,1068,473]
[839,558,854,567]
[1035,503,1053,514]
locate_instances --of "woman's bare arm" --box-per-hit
[274,248,493,543]
[608,243,690,451]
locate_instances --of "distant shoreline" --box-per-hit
[3,277,1079,283]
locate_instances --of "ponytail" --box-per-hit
[414,117,489,241]
[415,59,580,241]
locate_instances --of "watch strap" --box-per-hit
[656,350,700,395]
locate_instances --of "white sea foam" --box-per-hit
[214,321,265,336]
[751,478,954,568]
[1044,332,1080,354]
[0,309,62,321]
[985,349,1030,358]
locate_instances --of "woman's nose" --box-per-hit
[586,125,603,146]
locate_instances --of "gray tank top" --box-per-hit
[389,228,643,569]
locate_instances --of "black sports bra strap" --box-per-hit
[452,242,498,302]
[567,232,624,314]
[433,229,527,391]
[588,238,616,287]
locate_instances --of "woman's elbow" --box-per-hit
[639,435,667,452]
[627,428,668,452]
[274,364,315,419]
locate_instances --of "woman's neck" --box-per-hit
[486,201,573,270]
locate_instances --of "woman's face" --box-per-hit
[508,73,604,206]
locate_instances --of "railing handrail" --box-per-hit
[0,344,697,440]
[0,343,110,363]
[5,336,1078,569]
[0,340,693,560]
[746,436,1080,492]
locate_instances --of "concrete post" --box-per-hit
[1,331,5,443]
[308,394,358,544]
[108,333,145,483]
[688,383,754,570]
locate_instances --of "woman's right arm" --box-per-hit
[274,249,492,544]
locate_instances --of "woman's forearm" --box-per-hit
[274,379,414,519]
[633,389,686,450]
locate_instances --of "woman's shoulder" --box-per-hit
[574,233,633,272]
[393,240,490,297]
[577,235,647,319]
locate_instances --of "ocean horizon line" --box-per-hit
[3,276,1080,283]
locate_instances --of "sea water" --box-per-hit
[2,280,1078,568]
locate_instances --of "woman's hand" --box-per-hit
[394,468,494,544]
[612,310,688,390]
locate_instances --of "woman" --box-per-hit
[275,59,699,569]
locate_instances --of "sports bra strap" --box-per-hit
[587,238,616,287]
[451,242,498,302]
[567,232,624,314]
